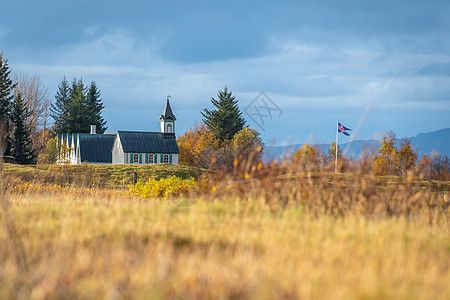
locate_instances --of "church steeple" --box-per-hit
[160,97,176,133]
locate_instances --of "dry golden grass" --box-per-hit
[0,167,449,299]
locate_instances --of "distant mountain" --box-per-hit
[410,128,450,157]
[263,128,450,162]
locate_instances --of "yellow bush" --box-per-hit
[128,176,204,199]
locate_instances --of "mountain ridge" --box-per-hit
[263,128,450,161]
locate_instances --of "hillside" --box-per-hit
[1,163,205,189]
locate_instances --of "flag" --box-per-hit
[338,122,351,136]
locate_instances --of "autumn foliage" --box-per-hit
[177,123,263,170]
[177,123,219,167]
[374,131,418,175]
[289,131,448,179]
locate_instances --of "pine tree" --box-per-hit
[66,78,89,133]
[0,51,16,157]
[86,81,107,133]
[50,76,71,134]
[11,92,36,164]
[202,87,246,141]
[51,77,108,134]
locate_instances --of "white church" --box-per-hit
[57,98,179,165]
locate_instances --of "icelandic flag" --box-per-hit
[338,122,351,136]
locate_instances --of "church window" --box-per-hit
[163,154,169,163]
[167,124,172,133]
[133,153,139,163]
[148,154,154,164]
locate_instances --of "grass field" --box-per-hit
[1,163,205,189]
[1,164,449,299]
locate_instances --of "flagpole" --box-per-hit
[335,119,339,173]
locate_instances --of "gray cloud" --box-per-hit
[418,62,450,77]
[2,0,450,144]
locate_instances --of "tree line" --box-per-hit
[0,51,107,164]
[50,77,106,134]
[178,87,448,180]
[0,52,36,163]
[1,49,448,178]
[288,131,448,180]
[177,87,264,169]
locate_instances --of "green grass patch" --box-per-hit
[1,163,205,189]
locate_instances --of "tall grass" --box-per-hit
[0,161,449,299]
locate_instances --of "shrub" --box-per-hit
[128,176,205,199]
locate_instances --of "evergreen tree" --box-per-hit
[11,92,36,164]
[202,87,246,141]
[0,51,16,157]
[50,77,108,134]
[50,76,71,134]
[86,81,107,133]
[66,78,89,133]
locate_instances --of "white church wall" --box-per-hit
[172,154,179,165]
[112,135,125,164]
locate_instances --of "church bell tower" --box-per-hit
[159,97,176,134]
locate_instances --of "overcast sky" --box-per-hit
[1,0,449,145]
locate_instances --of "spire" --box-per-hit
[159,97,176,121]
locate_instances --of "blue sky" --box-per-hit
[1,0,449,145]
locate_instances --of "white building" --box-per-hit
[57,99,179,165]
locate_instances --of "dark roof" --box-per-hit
[78,134,116,163]
[57,134,77,148]
[118,131,179,154]
[159,99,176,121]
